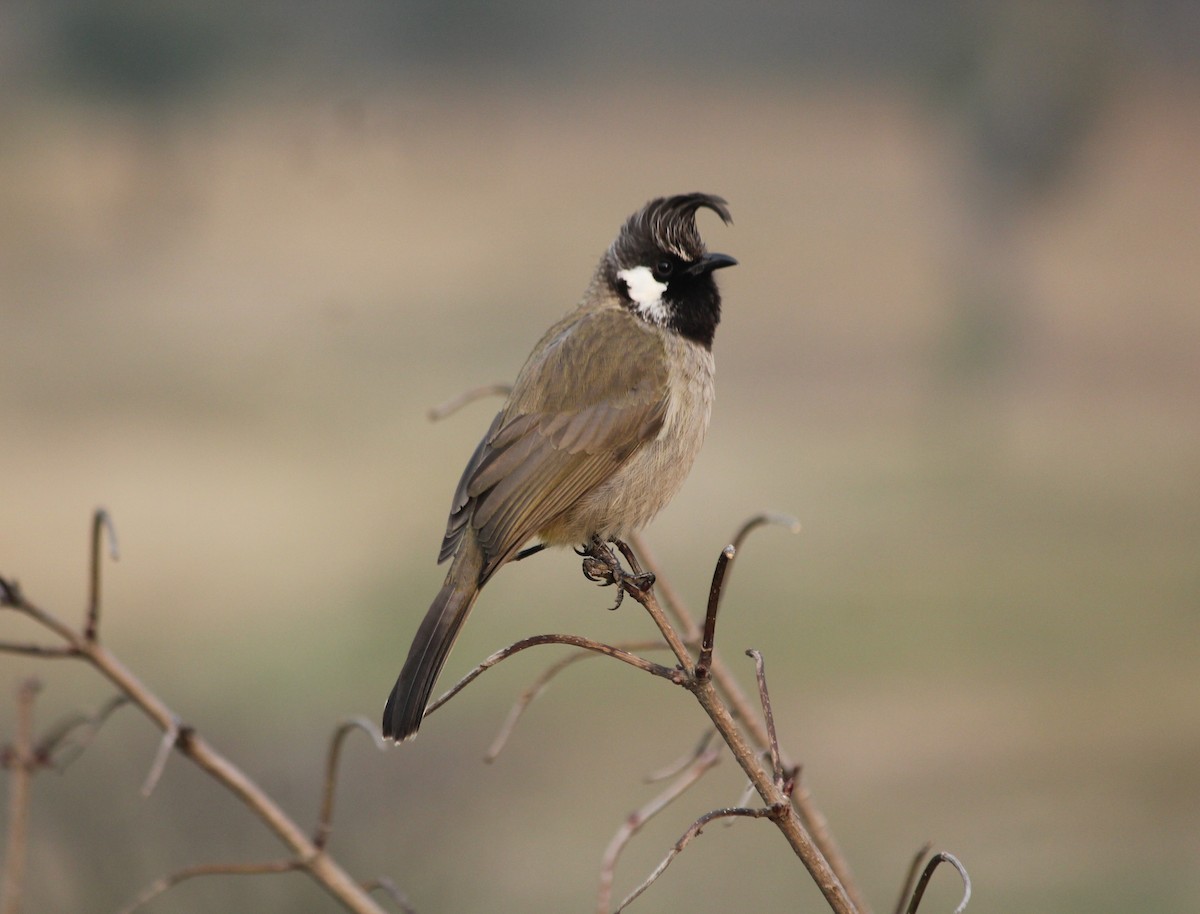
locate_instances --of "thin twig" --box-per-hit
[892,843,934,914]
[425,633,685,720]
[316,718,387,849]
[363,876,417,914]
[85,508,119,642]
[37,694,128,771]
[696,545,735,678]
[0,643,77,658]
[644,730,716,783]
[427,383,512,422]
[746,650,783,791]
[613,805,777,913]
[1,678,41,914]
[731,511,802,553]
[140,722,181,797]
[904,852,971,914]
[596,746,722,913]
[485,639,671,763]
[118,860,303,914]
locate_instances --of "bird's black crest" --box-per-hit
[611,193,732,265]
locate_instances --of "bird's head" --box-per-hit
[604,193,736,349]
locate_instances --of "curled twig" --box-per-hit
[730,511,802,553]
[363,876,417,914]
[426,633,685,721]
[696,545,735,678]
[694,515,800,679]
[893,843,935,914]
[903,851,971,914]
[486,639,671,763]
[85,507,120,642]
[316,718,387,849]
[613,805,777,913]
[427,383,512,422]
[596,746,722,913]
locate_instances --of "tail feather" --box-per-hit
[383,545,483,741]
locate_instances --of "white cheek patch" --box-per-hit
[617,265,669,325]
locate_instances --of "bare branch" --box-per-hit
[597,746,722,914]
[118,859,303,914]
[316,718,387,850]
[425,633,685,722]
[1,678,41,914]
[485,639,671,763]
[0,590,78,645]
[903,852,971,914]
[694,512,799,678]
[621,543,859,914]
[427,383,512,422]
[630,529,866,914]
[746,650,783,791]
[85,508,119,642]
[892,843,934,914]
[613,805,776,913]
[696,545,735,678]
[3,567,391,914]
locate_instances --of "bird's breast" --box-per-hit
[552,334,714,543]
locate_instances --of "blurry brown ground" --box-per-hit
[2,72,1198,913]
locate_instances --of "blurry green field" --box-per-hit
[2,75,1198,913]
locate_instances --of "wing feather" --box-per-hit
[437,307,668,583]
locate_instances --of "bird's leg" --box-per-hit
[576,535,656,610]
[513,543,546,562]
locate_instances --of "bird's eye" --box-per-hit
[652,258,675,281]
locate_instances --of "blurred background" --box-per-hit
[2,1,1198,911]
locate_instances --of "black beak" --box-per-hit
[688,252,738,276]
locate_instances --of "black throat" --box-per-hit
[665,281,721,350]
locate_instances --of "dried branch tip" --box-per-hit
[904,850,971,914]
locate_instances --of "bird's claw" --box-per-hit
[578,537,655,610]
[581,556,615,585]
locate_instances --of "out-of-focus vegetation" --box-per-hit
[1,2,1197,912]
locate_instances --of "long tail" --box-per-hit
[383,541,484,741]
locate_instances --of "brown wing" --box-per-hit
[439,307,668,583]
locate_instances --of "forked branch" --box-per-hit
[0,510,394,914]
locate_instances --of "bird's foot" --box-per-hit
[577,536,655,610]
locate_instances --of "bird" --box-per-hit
[383,193,736,741]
